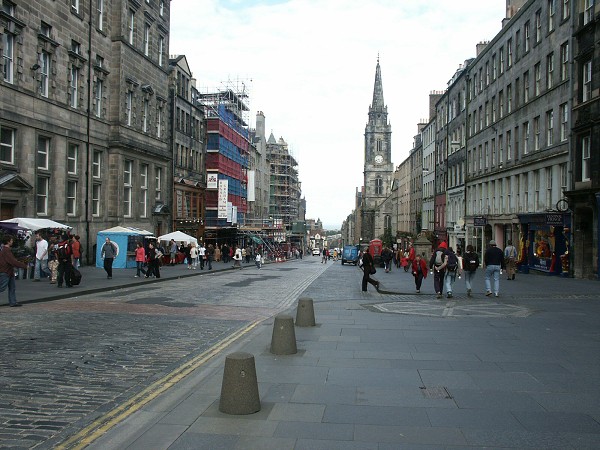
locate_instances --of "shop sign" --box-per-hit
[473,217,487,226]
[545,213,564,226]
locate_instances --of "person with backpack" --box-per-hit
[429,241,448,299]
[504,240,518,280]
[56,234,74,288]
[439,246,461,298]
[101,237,118,279]
[463,244,480,297]
[484,240,505,297]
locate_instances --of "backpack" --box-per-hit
[465,252,479,272]
[56,243,71,260]
[446,252,458,272]
[71,268,82,285]
[434,250,444,266]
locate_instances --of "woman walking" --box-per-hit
[134,242,146,277]
[411,254,428,293]
[360,251,379,292]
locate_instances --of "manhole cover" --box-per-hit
[420,386,452,399]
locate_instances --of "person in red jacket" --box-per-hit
[0,236,28,307]
[411,253,428,294]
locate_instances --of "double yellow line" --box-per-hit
[57,320,262,450]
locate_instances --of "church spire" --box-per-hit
[371,57,385,111]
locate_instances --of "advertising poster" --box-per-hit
[218,179,228,219]
[207,173,218,189]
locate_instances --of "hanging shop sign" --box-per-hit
[473,217,487,226]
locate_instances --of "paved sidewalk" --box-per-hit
[79,263,600,449]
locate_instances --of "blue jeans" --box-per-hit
[0,273,18,305]
[34,258,51,280]
[444,270,456,294]
[485,265,501,294]
[464,270,476,291]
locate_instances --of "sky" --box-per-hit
[169,0,507,230]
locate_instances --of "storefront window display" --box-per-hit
[529,226,569,274]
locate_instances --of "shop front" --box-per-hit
[517,213,571,276]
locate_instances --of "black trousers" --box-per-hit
[362,269,378,291]
[57,260,74,287]
[414,271,424,290]
[103,257,114,277]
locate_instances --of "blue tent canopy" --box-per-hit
[96,226,154,269]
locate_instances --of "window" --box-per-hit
[143,23,150,56]
[548,0,556,32]
[479,106,483,130]
[499,90,504,118]
[523,173,529,210]
[41,22,51,38]
[485,62,490,85]
[523,121,530,155]
[492,96,497,122]
[524,70,530,102]
[547,53,554,89]
[506,130,512,161]
[479,67,483,92]
[1,1,15,15]
[71,40,81,55]
[124,160,133,217]
[560,42,569,81]
[582,60,592,102]
[516,30,521,59]
[36,177,49,215]
[546,110,554,146]
[499,134,504,164]
[514,126,520,160]
[507,84,513,113]
[584,0,594,25]
[534,63,541,96]
[37,136,49,170]
[491,139,496,166]
[92,184,101,216]
[143,99,149,132]
[524,21,530,52]
[375,177,383,195]
[560,163,568,195]
[546,167,553,209]
[92,150,101,178]
[534,170,540,209]
[67,180,77,215]
[128,9,135,45]
[2,33,14,83]
[155,167,162,200]
[40,51,50,97]
[95,79,103,117]
[535,9,542,42]
[484,142,489,168]
[534,116,541,150]
[67,144,78,174]
[140,163,148,218]
[582,135,591,181]
[492,54,497,80]
[97,0,104,30]
[158,36,164,66]
[126,91,133,126]
[70,66,79,108]
[157,105,163,138]
[71,0,79,14]
[159,0,164,16]
[560,103,568,141]
[562,0,570,20]
[0,127,15,164]
[485,101,490,126]
[507,39,513,67]
[499,46,505,74]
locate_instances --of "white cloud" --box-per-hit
[170,0,506,229]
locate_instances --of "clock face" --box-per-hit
[374,155,383,164]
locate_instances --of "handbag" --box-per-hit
[370,267,377,275]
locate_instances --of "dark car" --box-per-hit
[341,245,360,265]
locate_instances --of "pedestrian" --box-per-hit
[71,235,82,269]
[321,248,327,264]
[33,232,51,281]
[484,240,505,297]
[0,236,28,307]
[411,253,428,293]
[407,242,416,268]
[221,243,229,264]
[429,241,448,299]
[255,251,262,269]
[47,237,59,284]
[189,243,198,269]
[504,240,518,280]
[198,242,206,269]
[169,239,178,266]
[184,243,192,268]
[382,247,393,273]
[232,245,243,268]
[360,250,379,292]
[145,242,161,278]
[206,244,214,270]
[214,244,221,262]
[101,237,117,279]
[134,242,146,277]
[439,246,460,298]
[56,234,74,288]
[463,245,480,297]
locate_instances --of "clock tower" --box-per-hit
[362,57,392,241]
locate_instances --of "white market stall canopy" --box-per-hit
[0,218,72,231]
[99,226,153,235]
[158,231,198,244]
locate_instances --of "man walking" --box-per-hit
[440,246,460,298]
[504,240,518,280]
[56,235,74,288]
[484,240,505,297]
[0,236,28,307]
[101,237,117,279]
[429,241,447,299]
[33,232,51,281]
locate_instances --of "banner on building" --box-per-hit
[246,170,255,202]
[227,201,233,222]
[207,173,218,189]
[232,206,238,224]
[218,179,228,218]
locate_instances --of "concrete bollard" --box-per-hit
[295,297,316,327]
[219,352,261,415]
[270,314,297,355]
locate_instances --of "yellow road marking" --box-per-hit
[56,320,262,450]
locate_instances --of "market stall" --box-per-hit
[96,226,154,269]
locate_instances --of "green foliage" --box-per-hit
[379,228,394,247]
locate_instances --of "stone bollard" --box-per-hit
[295,297,316,327]
[270,314,297,355]
[219,352,261,415]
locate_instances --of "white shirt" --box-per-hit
[198,245,206,256]
[36,238,49,260]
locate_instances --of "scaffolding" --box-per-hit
[267,134,301,230]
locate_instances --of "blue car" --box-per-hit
[341,245,360,265]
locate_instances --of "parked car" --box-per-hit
[341,245,360,265]
[312,248,321,256]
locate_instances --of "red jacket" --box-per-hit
[411,258,428,278]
